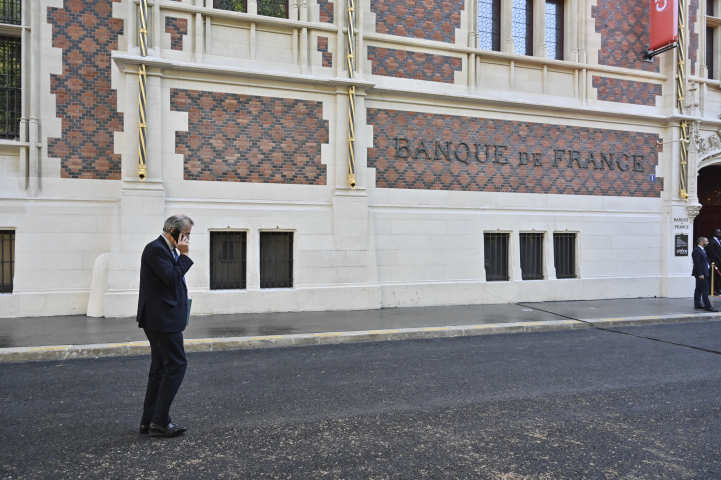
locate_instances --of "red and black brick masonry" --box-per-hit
[592,77,662,106]
[368,46,462,83]
[171,89,328,184]
[47,0,124,180]
[592,0,659,73]
[165,17,188,51]
[318,0,334,23]
[317,36,332,67]
[367,109,663,197]
[370,0,463,43]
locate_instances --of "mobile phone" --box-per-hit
[170,229,181,243]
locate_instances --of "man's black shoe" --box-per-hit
[140,425,149,434]
[705,307,720,312]
[149,423,188,436]
[695,305,706,309]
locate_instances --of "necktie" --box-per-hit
[173,249,186,286]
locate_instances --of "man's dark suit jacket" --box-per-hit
[136,235,194,332]
[707,237,721,267]
[692,246,711,279]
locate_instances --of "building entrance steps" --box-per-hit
[1,298,719,363]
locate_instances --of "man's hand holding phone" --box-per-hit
[171,228,190,256]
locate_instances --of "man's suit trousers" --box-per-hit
[141,329,187,426]
[695,276,712,309]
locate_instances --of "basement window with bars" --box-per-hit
[210,232,247,290]
[520,233,544,280]
[0,0,21,25]
[484,232,509,281]
[1,230,14,294]
[0,36,21,140]
[553,233,577,279]
[214,0,246,12]
[260,232,293,288]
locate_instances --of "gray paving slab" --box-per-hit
[0,303,564,348]
[521,296,717,320]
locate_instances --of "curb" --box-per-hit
[1,313,719,363]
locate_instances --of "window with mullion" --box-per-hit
[545,0,564,60]
[478,0,502,51]
[0,0,21,25]
[708,26,715,80]
[512,0,533,56]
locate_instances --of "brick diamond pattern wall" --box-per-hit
[165,17,188,51]
[368,46,462,83]
[370,0,463,43]
[367,109,663,197]
[318,0,334,23]
[317,36,332,67]
[592,0,659,73]
[47,0,124,179]
[171,89,328,184]
[592,76,662,106]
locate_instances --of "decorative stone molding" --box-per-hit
[694,121,721,170]
[686,204,703,221]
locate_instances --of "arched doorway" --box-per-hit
[694,164,721,242]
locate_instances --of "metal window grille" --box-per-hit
[707,27,715,80]
[553,233,576,279]
[260,232,293,288]
[214,0,246,13]
[0,230,14,294]
[0,36,21,140]
[484,233,509,281]
[478,0,501,51]
[210,232,247,290]
[512,0,533,56]
[519,233,544,280]
[258,0,288,18]
[0,0,21,25]
[545,0,564,60]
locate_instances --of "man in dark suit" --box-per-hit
[692,236,719,312]
[706,229,721,295]
[137,214,194,436]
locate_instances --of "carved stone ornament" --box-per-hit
[695,124,721,171]
[686,204,702,221]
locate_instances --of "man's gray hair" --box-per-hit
[163,214,195,233]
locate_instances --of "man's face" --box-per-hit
[702,238,710,248]
[715,230,721,239]
[170,222,193,246]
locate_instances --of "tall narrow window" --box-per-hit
[260,232,293,288]
[520,233,544,280]
[553,233,576,279]
[0,36,21,139]
[513,0,533,56]
[484,233,509,281]
[210,232,247,290]
[709,0,714,16]
[0,230,14,294]
[214,0,246,13]
[545,0,564,60]
[258,0,288,18]
[708,26,715,80]
[0,0,21,25]
[478,0,502,51]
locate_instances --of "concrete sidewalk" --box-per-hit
[1,297,719,362]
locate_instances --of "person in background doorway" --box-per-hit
[706,229,721,296]
[692,237,719,312]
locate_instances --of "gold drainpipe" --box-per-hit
[137,0,149,181]
[678,0,688,200]
[346,0,356,189]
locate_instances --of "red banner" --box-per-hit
[649,0,678,51]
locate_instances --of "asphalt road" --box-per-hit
[2,321,721,479]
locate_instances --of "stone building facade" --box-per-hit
[1,0,720,318]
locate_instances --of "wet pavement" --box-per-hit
[0,297,714,349]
